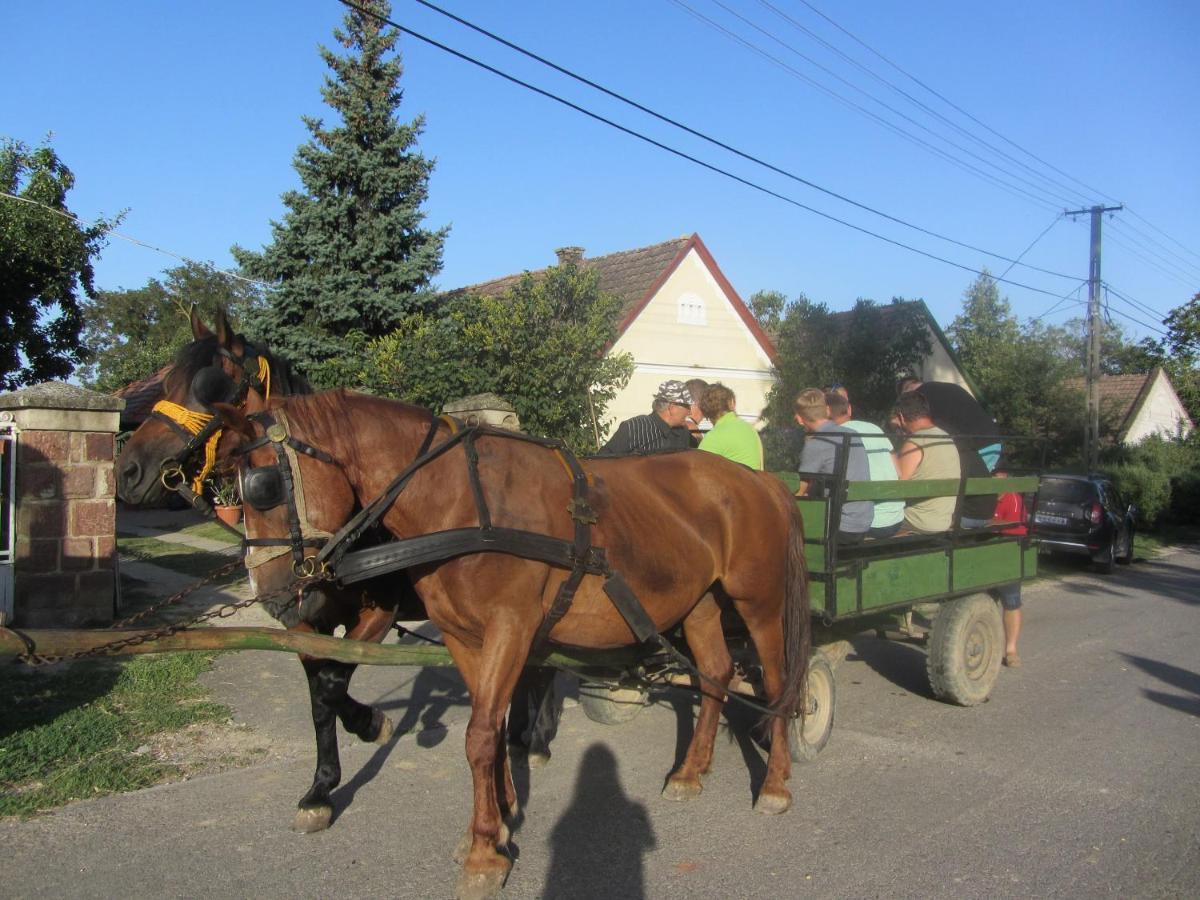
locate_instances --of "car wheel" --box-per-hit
[1094,538,1115,575]
[1117,528,1134,565]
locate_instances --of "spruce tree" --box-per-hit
[233,0,447,378]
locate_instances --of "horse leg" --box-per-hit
[736,603,793,815]
[663,592,733,802]
[507,666,560,767]
[444,625,532,900]
[292,606,397,834]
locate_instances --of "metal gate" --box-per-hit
[0,417,16,624]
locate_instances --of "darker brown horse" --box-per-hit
[115,310,417,834]
[215,389,810,900]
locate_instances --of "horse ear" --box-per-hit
[213,308,234,348]
[191,306,213,339]
[211,402,256,442]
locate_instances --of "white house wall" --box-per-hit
[1124,371,1194,444]
[602,249,775,438]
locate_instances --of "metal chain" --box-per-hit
[17,559,328,667]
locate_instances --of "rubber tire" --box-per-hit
[926,594,1003,707]
[578,682,648,725]
[1094,537,1116,575]
[1117,529,1134,565]
[787,651,836,763]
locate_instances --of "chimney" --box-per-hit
[555,246,584,266]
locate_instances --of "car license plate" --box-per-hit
[1036,513,1069,525]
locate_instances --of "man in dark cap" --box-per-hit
[600,379,695,454]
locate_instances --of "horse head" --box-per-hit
[211,393,360,603]
[116,307,307,506]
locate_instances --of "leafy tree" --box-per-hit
[0,138,118,390]
[1046,315,1155,375]
[748,289,787,334]
[79,262,264,391]
[948,273,1083,463]
[233,0,447,379]
[758,294,932,469]
[327,264,633,454]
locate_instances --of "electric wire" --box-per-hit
[1112,216,1200,275]
[343,1,1079,298]
[753,0,1094,208]
[1104,283,1173,332]
[666,0,1064,214]
[1102,230,1200,292]
[995,214,1063,284]
[790,0,1118,206]
[1107,221,1200,284]
[0,190,273,289]
[1103,296,1169,337]
[1126,206,1200,266]
[408,0,1078,281]
[1032,283,1086,321]
[696,0,1086,209]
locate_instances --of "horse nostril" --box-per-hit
[121,461,142,487]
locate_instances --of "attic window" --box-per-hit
[677,293,707,326]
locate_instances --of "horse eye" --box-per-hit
[192,366,234,405]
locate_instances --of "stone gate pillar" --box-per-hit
[442,393,521,432]
[0,382,124,627]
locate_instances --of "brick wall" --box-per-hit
[13,428,117,627]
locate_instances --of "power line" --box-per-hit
[1103,295,1168,338]
[790,0,1119,206]
[667,0,1065,214]
[706,0,1087,209]
[1125,206,1200,266]
[751,0,1093,209]
[345,2,1079,298]
[1107,221,1200,284]
[995,214,1062,283]
[1104,283,1173,330]
[407,0,1078,281]
[1112,216,1200,275]
[1102,228,1200,291]
[1031,283,1086,321]
[0,190,273,289]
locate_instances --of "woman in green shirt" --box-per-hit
[697,384,764,470]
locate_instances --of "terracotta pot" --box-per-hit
[214,504,243,527]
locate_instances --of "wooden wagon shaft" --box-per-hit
[0,626,644,671]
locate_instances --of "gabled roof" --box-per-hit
[113,365,170,427]
[446,233,777,361]
[824,299,980,395]
[1064,366,1191,441]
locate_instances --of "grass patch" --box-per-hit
[178,519,243,545]
[0,653,229,817]
[118,534,243,581]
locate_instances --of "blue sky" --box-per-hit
[4,0,1198,343]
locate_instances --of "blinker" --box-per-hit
[242,466,285,511]
[192,365,235,405]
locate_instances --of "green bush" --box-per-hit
[1105,463,1171,527]
[1167,470,1200,525]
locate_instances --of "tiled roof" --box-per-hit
[1063,370,1155,438]
[447,236,692,325]
[113,365,170,427]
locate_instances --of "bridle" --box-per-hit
[152,344,272,499]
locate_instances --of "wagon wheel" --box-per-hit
[578,681,649,725]
[787,650,836,762]
[926,593,1003,706]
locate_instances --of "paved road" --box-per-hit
[5,546,1198,899]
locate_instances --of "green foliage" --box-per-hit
[330,264,633,454]
[234,0,447,377]
[0,138,119,390]
[0,654,228,816]
[757,294,931,468]
[948,272,1087,465]
[1100,433,1200,527]
[79,262,263,390]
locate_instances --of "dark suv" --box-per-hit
[1031,474,1136,573]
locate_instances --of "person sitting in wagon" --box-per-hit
[792,387,873,544]
[696,383,763,470]
[599,380,694,455]
[893,390,960,534]
[826,387,906,539]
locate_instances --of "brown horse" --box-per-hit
[115,311,415,834]
[215,389,810,899]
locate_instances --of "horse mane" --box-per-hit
[163,331,313,397]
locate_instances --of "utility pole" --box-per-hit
[1064,204,1122,471]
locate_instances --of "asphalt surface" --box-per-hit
[4,528,1198,900]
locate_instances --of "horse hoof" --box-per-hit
[754,789,792,816]
[661,778,703,802]
[525,750,550,769]
[293,805,333,833]
[456,865,510,900]
[371,708,395,745]
[453,832,472,865]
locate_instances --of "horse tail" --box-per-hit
[774,495,811,719]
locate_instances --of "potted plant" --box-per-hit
[209,475,243,527]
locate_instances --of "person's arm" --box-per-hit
[895,440,923,480]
